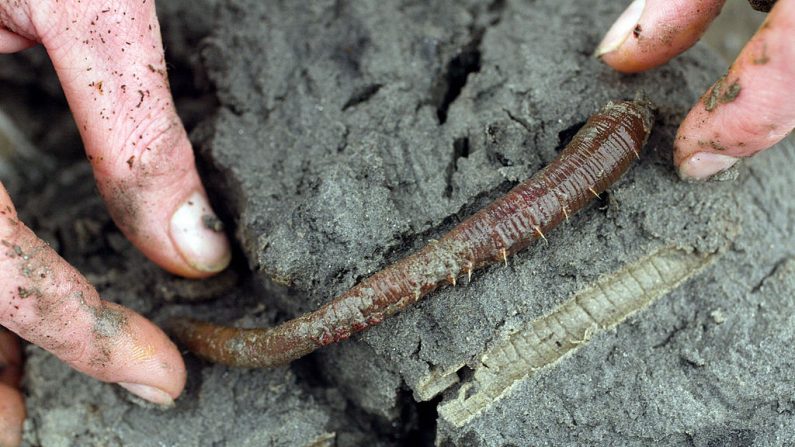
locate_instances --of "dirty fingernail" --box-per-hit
[169,191,231,273]
[595,0,645,57]
[678,152,739,181]
[118,382,175,406]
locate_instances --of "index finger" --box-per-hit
[0,184,186,405]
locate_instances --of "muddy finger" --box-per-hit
[0,0,231,278]
[675,0,795,180]
[0,185,186,405]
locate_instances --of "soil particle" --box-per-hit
[698,139,728,151]
[704,75,741,111]
[91,303,129,339]
[752,43,770,64]
[658,23,678,46]
[201,214,224,232]
[17,287,40,299]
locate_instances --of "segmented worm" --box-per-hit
[171,97,655,367]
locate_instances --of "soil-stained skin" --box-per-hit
[0,211,133,375]
[170,97,655,368]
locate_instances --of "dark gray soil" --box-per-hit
[1,0,793,446]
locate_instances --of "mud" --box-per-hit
[703,75,742,111]
[0,0,792,446]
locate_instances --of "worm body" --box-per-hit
[171,97,655,367]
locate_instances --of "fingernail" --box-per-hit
[170,191,231,273]
[678,152,739,181]
[118,382,175,407]
[595,0,645,57]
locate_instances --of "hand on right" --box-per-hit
[596,0,795,180]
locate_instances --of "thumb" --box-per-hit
[595,0,725,73]
[14,0,230,278]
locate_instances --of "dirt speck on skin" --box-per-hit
[721,80,741,103]
[92,303,129,339]
[704,76,741,111]
[87,303,130,369]
[753,43,770,64]
[658,24,678,46]
[102,182,140,236]
[201,214,224,232]
[699,140,728,151]
[17,286,41,299]
[704,76,724,111]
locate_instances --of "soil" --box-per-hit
[0,0,793,446]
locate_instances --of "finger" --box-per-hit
[675,0,795,180]
[0,328,21,387]
[5,0,230,278]
[0,328,24,447]
[0,184,186,405]
[595,0,726,73]
[0,27,35,53]
[0,384,24,447]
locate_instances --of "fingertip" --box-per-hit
[96,150,231,279]
[118,382,175,407]
[596,0,725,73]
[169,191,232,278]
[103,307,187,405]
[0,217,186,408]
[595,0,646,59]
[677,152,739,181]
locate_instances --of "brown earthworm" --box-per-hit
[170,96,655,367]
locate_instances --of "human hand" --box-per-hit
[595,0,795,180]
[0,0,232,444]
